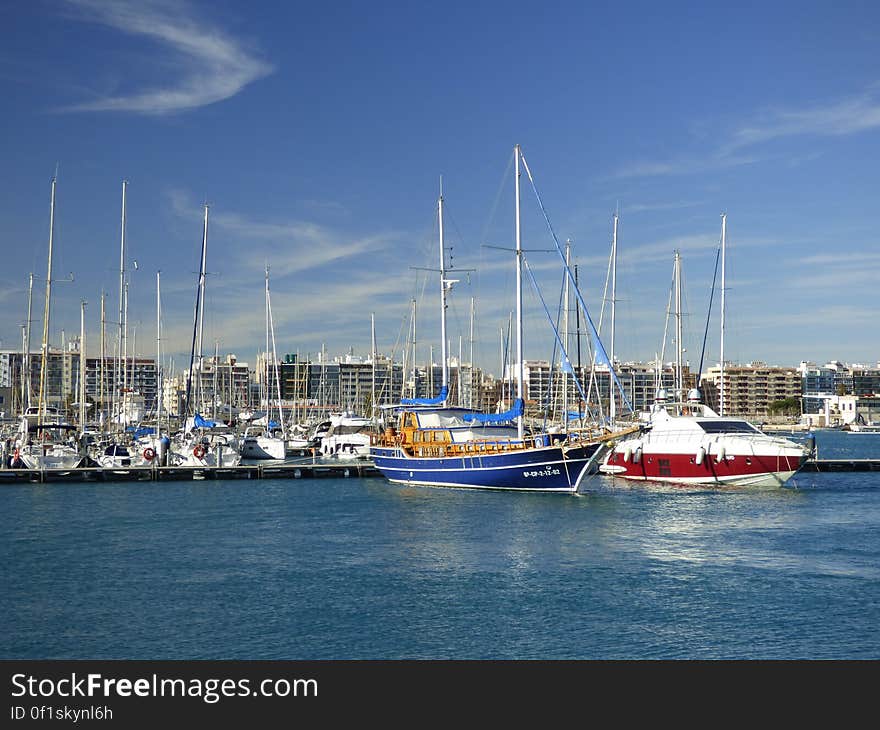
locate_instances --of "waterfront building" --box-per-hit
[701,362,802,419]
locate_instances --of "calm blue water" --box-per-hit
[2,430,878,659]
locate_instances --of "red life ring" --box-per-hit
[193,444,206,459]
[143,447,156,461]
[13,448,19,460]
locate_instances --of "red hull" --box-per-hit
[604,449,805,485]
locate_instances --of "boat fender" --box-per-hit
[193,444,206,459]
[623,445,632,463]
[715,445,726,463]
[143,447,156,461]
[695,446,705,465]
[633,446,642,464]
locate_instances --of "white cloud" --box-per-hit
[60,0,272,114]
[613,86,880,180]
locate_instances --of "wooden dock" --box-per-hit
[800,459,880,473]
[0,461,382,483]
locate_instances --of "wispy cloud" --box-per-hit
[166,190,402,279]
[60,0,272,114]
[726,88,880,151]
[613,85,880,179]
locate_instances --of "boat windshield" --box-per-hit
[697,420,760,434]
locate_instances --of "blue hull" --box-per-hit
[369,442,604,492]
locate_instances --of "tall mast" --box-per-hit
[196,204,209,408]
[514,145,524,440]
[19,326,25,413]
[212,339,219,422]
[610,212,618,424]
[457,335,463,407]
[99,292,105,427]
[468,297,475,408]
[720,213,727,416]
[563,241,571,425]
[156,271,162,433]
[24,273,34,408]
[264,265,270,415]
[37,176,57,424]
[123,280,129,395]
[79,301,87,429]
[116,180,127,418]
[370,312,376,417]
[184,204,209,417]
[266,269,285,437]
[438,178,448,394]
[410,299,417,399]
[674,250,683,398]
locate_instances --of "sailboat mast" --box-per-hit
[37,176,57,424]
[438,179,448,394]
[212,339,219,421]
[123,281,129,395]
[79,301,86,429]
[610,212,618,424]
[514,145,524,440]
[563,241,571,425]
[674,250,683,398]
[370,312,376,417]
[184,205,208,417]
[116,180,127,419]
[266,272,285,437]
[99,292,105,427]
[468,297,475,408]
[24,273,34,408]
[264,265,270,415]
[156,271,162,433]
[720,213,727,416]
[410,299,417,399]
[196,204,209,410]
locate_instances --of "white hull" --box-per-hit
[18,447,82,470]
[240,436,286,460]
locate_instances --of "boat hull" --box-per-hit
[240,436,286,460]
[370,442,605,492]
[600,448,806,488]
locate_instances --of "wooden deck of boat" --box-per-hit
[0,461,382,483]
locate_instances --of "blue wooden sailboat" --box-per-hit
[370,146,633,493]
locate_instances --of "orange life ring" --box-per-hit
[143,447,156,461]
[193,444,206,459]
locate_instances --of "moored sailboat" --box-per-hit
[370,147,629,493]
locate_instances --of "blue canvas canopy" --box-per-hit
[193,413,217,428]
[401,385,448,406]
[462,398,524,424]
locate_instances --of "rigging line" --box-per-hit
[519,150,632,415]
[697,246,721,384]
[658,264,675,389]
[542,257,569,428]
[478,149,516,250]
[523,257,592,412]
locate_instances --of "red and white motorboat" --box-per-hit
[599,389,811,488]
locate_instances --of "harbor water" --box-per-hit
[2,430,878,659]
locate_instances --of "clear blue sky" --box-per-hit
[2,0,879,375]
